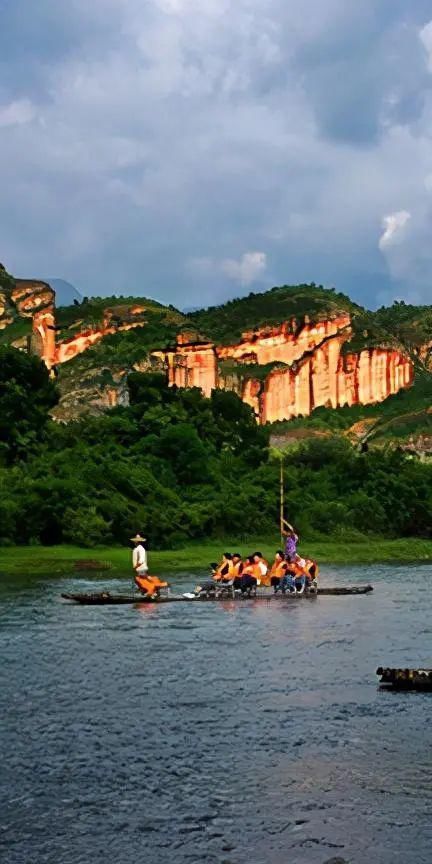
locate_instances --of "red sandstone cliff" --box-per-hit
[1,276,149,370]
[158,317,414,423]
[0,269,416,424]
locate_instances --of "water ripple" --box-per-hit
[1,564,431,864]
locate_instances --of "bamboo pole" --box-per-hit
[280,456,284,547]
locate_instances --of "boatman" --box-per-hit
[131,533,148,577]
[131,533,169,599]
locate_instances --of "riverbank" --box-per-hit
[0,538,432,577]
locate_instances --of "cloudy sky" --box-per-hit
[1,0,432,309]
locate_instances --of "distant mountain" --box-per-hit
[46,279,82,306]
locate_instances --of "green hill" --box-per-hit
[188,282,361,343]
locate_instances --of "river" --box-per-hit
[1,564,431,864]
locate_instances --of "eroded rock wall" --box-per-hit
[55,320,146,365]
[157,339,218,398]
[217,314,351,366]
[257,346,413,424]
[161,319,414,423]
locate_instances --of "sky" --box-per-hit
[1,0,432,310]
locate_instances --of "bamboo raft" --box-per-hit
[61,585,373,605]
[377,667,432,691]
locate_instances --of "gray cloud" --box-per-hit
[0,0,432,309]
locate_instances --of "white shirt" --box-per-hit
[132,544,147,570]
[258,559,268,576]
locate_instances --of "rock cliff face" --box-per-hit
[154,334,218,398]
[1,273,54,318]
[55,318,146,365]
[0,274,57,360]
[0,274,149,370]
[0,266,417,425]
[158,316,413,423]
[12,279,55,318]
[257,345,412,423]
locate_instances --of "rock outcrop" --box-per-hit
[12,279,55,318]
[153,334,218,398]
[157,316,413,423]
[55,318,147,365]
[1,272,149,370]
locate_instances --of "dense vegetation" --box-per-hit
[55,294,185,341]
[189,283,360,344]
[1,347,431,548]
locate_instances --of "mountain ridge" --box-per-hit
[0,262,431,446]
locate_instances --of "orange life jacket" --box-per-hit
[231,560,243,578]
[214,560,231,582]
[243,563,261,581]
[135,574,168,596]
[304,559,319,582]
[269,558,287,581]
[292,557,318,584]
[259,558,276,586]
[241,561,257,578]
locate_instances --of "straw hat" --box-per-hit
[130,534,147,543]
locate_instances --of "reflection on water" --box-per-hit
[1,564,432,864]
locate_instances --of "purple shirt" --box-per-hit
[285,534,298,557]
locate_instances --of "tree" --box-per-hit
[156,423,211,484]
[0,347,58,463]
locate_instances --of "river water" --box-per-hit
[1,564,431,864]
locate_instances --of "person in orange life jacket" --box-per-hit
[253,552,269,585]
[213,553,233,582]
[304,558,319,583]
[282,555,309,594]
[269,550,289,593]
[196,554,233,597]
[231,553,244,591]
[240,556,259,596]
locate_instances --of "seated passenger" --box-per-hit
[269,550,288,592]
[289,556,309,594]
[213,553,233,583]
[303,557,319,588]
[195,556,236,598]
[253,552,269,586]
[231,553,244,590]
[239,556,259,596]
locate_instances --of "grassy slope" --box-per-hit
[1,538,432,578]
